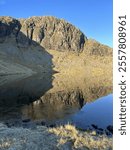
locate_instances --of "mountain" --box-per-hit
[0,16,86,51]
[0,16,112,75]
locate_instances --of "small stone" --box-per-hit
[22,119,31,123]
[98,128,103,131]
[49,124,56,128]
[107,125,113,134]
[105,130,110,136]
[91,124,98,129]
[41,121,46,126]
[97,130,103,135]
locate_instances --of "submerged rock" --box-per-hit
[107,125,113,134]
[22,118,31,123]
[91,124,98,129]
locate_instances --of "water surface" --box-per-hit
[71,94,113,129]
[0,73,112,127]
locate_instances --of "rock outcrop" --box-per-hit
[0,16,112,54]
[0,16,112,74]
[0,16,86,52]
[0,17,21,43]
[19,16,87,52]
[84,39,112,56]
[0,16,88,75]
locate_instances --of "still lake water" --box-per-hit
[0,74,113,129]
[71,94,113,129]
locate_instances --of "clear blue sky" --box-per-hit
[0,0,113,47]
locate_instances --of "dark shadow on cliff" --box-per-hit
[0,21,54,110]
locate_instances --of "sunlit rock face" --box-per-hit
[18,16,86,52]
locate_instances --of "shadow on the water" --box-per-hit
[0,74,53,108]
[0,21,54,110]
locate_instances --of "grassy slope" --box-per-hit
[45,50,112,102]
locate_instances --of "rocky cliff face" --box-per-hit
[0,17,21,43]
[84,39,112,56]
[19,16,87,52]
[0,16,86,52]
[0,16,112,75]
[0,16,112,54]
[0,16,88,75]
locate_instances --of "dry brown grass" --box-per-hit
[49,124,113,150]
[0,123,112,150]
[44,49,112,103]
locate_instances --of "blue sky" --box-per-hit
[0,0,113,47]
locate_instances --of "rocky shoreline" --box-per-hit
[0,123,112,150]
[1,116,113,136]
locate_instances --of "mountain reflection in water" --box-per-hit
[0,73,81,123]
[0,73,112,127]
